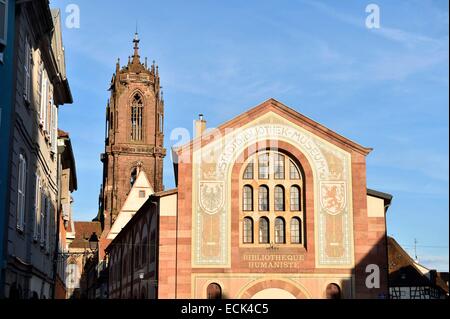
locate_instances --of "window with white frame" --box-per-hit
[17,153,27,231]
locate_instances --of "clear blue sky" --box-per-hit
[52,0,449,271]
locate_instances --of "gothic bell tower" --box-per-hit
[99,33,165,232]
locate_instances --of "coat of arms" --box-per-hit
[320,181,346,215]
[199,181,225,214]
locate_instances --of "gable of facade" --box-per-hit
[107,170,154,240]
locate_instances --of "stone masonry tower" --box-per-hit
[99,33,165,232]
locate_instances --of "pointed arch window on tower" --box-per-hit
[131,93,144,141]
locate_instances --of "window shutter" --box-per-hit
[52,104,57,153]
[50,102,54,144]
[40,192,46,245]
[40,70,47,127]
[38,62,43,121]
[33,174,40,240]
[16,154,26,230]
[46,92,51,133]
[44,79,49,132]
[24,38,31,102]
[46,198,50,251]
[16,155,23,229]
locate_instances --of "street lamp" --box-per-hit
[88,232,99,252]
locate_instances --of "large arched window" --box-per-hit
[240,150,306,246]
[274,217,285,244]
[259,217,269,244]
[207,283,222,299]
[290,217,301,244]
[131,93,144,141]
[290,186,301,211]
[242,185,253,211]
[243,217,253,244]
[258,186,269,211]
[274,185,285,211]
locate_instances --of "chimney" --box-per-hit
[195,114,207,138]
[429,270,437,286]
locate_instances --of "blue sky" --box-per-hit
[52,0,448,271]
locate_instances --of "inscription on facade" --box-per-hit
[243,254,305,269]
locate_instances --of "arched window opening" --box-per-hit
[130,167,137,188]
[290,217,301,244]
[326,283,341,299]
[242,185,253,211]
[134,236,140,269]
[258,153,269,179]
[150,230,156,263]
[131,93,144,141]
[141,236,148,265]
[243,161,254,179]
[290,160,301,180]
[207,283,222,299]
[258,186,269,211]
[259,217,269,244]
[290,186,301,211]
[243,217,254,244]
[274,217,285,244]
[274,153,285,179]
[274,185,285,211]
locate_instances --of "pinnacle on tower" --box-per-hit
[132,32,140,64]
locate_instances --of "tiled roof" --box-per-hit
[70,221,102,249]
[388,237,443,289]
[58,129,69,138]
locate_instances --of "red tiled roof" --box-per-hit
[58,129,69,138]
[70,221,102,249]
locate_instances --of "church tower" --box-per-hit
[99,33,165,232]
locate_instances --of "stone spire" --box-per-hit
[132,32,140,64]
